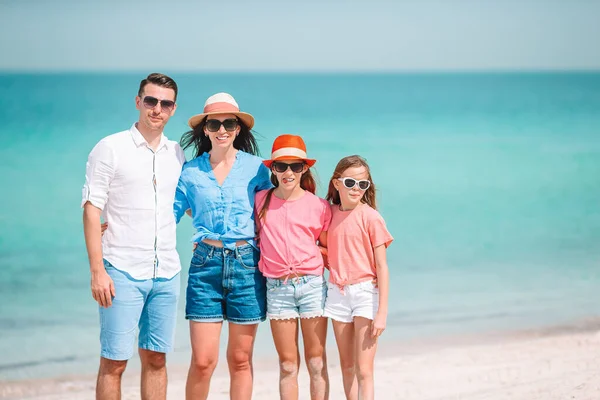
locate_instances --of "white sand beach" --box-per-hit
[2,321,599,400]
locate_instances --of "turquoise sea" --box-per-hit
[1,72,599,381]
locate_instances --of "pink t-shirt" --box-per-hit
[255,190,332,278]
[327,203,393,286]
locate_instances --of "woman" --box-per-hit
[174,92,272,400]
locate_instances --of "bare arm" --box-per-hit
[318,230,328,248]
[317,231,328,269]
[82,140,117,307]
[83,203,115,307]
[83,202,103,271]
[371,244,389,337]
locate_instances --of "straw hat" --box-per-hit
[263,134,316,168]
[188,92,254,129]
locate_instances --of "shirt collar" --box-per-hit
[130,123,170,151]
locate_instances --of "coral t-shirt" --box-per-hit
[327,203,393,286]
[255,190,331,278]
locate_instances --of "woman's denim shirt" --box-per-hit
[174,151,272,250]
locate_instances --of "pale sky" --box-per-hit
[1,0,599,72]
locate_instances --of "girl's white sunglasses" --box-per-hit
[338,177,371,190]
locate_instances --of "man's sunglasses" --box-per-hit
[338,177,371,190]
[205,118,239,132]
[272,161,305,173]
[142,96,175,112]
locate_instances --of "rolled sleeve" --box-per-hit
[368,213,394,249]
[81,140,116,210]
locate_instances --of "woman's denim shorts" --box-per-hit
[185,241,266,324]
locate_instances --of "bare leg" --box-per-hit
[96,357,127,400]
[332,321,358,400]
[186,321,223,400]
[139,349,167,400]
[353,317,378,400]
[270,319,300,399]
[300,317,329,400]
[227,322,259,400]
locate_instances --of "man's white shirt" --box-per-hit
[82,123,185,279]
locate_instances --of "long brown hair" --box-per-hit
[257,164,317,228]
[326,155,377,209]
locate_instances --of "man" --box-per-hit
[82,73,185,400]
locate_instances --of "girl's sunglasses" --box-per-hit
[338,177,371,190]
[272,161,305,173]
[205,118,239,132]
[142,96,175,112]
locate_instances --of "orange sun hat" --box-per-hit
[263,134,316,168]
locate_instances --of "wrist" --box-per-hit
[89,261,105,273]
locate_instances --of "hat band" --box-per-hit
[271,147,308,160]
[204,102,240,113]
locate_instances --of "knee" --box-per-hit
[306,356,326,376]
[227,349,252,372]
[338,356,355,376]
[99,358,127,377]
[279,359,299,378]
[356,363,374,382]
[139,350,166,370]
[190,356,218,378]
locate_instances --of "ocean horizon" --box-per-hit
[1,71,599,381]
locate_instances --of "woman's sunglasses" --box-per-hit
[272,161,305,173]
[142,96,175,112]
[205,118,239,132]
[338,177,371,190]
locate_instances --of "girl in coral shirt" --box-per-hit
[323,155,393,400]
[256,134,331,400]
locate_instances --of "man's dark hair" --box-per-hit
[138,73,178,101]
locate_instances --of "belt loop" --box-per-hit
[208,246,214,258]
[234,246,240,259]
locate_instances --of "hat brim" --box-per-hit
[263,156,317,168]
[188,111,254,130]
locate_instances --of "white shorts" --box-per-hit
[323,280,379,323]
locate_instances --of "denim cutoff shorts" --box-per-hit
[323,280,379,323]
[186,241,266,324]
[266,274,328,320]
[99,260,180,361]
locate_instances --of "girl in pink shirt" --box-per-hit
[323,155,393,400]
[255,134,331,400]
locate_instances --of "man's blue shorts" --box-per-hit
[99,260,180,360]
